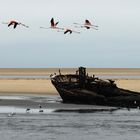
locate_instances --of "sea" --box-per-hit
[0,95,140,140]
[0,74,140,140]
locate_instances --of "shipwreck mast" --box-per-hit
[79,67,86,88]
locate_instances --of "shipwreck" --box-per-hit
[51,67,140,108]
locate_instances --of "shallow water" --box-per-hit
[0,95,140,140]
[0,109,140,140]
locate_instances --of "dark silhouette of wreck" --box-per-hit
[51,67,140,108]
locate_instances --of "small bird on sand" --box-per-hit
[134,101,137,105]
[8,112,16,117]
[26,108,31,113]
[39,109,44,113]
[2,20,29,29]
[38,104,42,109]
[38,104,44,112]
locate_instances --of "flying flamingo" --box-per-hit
[50,18,59,28]
[63,29,80,34]
[40,18,63,30]
[74,19,98,30]
[57,28,80,34]
[2,20,29,29]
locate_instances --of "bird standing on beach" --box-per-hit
[74,19,98,30]
[2,20,29,29]
[39,109,43,113]
[38,104,43,112]
[8,112,16,117]
[39,104,42,109]
[26,108,31,113]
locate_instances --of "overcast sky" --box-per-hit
[0,0,140,68]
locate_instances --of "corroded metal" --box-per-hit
[51,67,140,108]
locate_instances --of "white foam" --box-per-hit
[0,96,26,100]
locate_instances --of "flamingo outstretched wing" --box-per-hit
[63,29,80,34]
[64,29,72,34]
[8,22,13,27]
[50,18,55,27]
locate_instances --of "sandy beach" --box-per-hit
[0,79,140,94]
[0,79,57,95]
[0,68,140,95]
[0,69,140,140]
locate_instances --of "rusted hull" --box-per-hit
[55,86,106,104]
[52,82,140,108]
[51,67,140,108]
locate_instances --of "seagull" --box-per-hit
[2,20,29,29]
[40,18,63,30]
[38,104,44,112]
[26,108,31,113]
[74,19,98,30]
[38,104,42,109]
[8,112,16,117]
[39,109,44,113]
[134,101,137,105]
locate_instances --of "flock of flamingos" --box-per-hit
[2,18,98,34]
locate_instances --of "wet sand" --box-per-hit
[0,95,118,113]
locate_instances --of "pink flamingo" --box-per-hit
[63,29,80,34]
[57,28,80,34]
[40,18,63,30]
[2,20,29,29]
[74,19,98,30]
[50,18,59,28]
